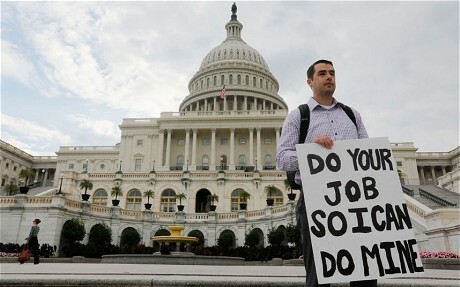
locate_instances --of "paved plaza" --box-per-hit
[0,263,458,287]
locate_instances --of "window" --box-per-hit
[397,161,403,167]
[264,155,272,166]
[207,78,210,88]
[5,163,9,169]
[237,75,241,84]
[202,155,209,168]
[239,138,246,144]
[213,76,217,86]
[221,138,228,145]
[203,139,210,145]
[264,138,271,145]
[253,77,256,87]
[68,163,74,169]
[82,163,88,171]
[135,159,142,171]
[229,74,233,84]
[239,155,246,165]
[93,189,108,206]
[245,75,249,85]
[221,75,225,85]
[126,189,142,210]
[137,140,143,146]
[13,166,17,171]
[161,189,177,212]
[177,156,184,166]
[178,139,185,146]
[100,163,105,170]
[231,189,246,212]
[273,189,284,206]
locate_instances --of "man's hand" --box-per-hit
[313,136,334,149]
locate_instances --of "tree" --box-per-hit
[111,186,123,200]
[120,228,141,253]
[217,232,234,249]
[3,183,19,196]
[268,227,285,247]
[176,192,187,205]
[79,179,93,196]
[264,185,278,199]
[284,224,301,244]
[245,230,260,247]
[239,190,251,202]
[88,223,112,246]
[284,178,292,193]
[143,189,155,204]
[19,168,36,186]
[61,218,86,243]
[207,193,219,205]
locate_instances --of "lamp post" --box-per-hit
[255,157,258,171]
[57,173,64,195]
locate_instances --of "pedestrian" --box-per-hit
[26,218,41,264]
[276,59,376,287]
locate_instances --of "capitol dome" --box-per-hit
[179,4,288,112]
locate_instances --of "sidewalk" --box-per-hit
[0,263,458,287]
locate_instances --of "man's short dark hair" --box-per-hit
[307,60,334,80]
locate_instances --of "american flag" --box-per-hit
[220,85,225,100]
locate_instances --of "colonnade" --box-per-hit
[184,95,281,113]
[156,127,281,171]
[417,165,450,185]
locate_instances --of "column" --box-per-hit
[214,97,217,112]
[184,129,190,170]
[229,128,235,169]
[256,128,261,170]
[275,128,280,150]
[442,166,446,175]
[44,169,49,186]
[430,166,437,185]
[158,130,164,167]
[244,96,247,111]
[253,98,257,110]
[249,128,254,166]
[204,99,208,112]
[233,95,237,111]
[224,96,227,111]
[419,166,426,185]
[210,128,216,171]
[165,129,172,168]
[192,129,197,169]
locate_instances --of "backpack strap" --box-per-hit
[337,102,357,128]
[298,104,310,144]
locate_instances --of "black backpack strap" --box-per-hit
[298,104,310,144]
[337,102,357,128]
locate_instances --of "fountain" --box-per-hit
[152,226,199,254]
[101,225,244,265]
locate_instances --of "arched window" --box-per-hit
[221,75,225,85]
[239,155,246,165]
[245,75,249,85]
[161,189,177,212]
[273,189,284,206]
[213,76,217,86]
[207,78,210,88]
[230,189,246,212]
[126,189,142,210]
[260,79,262,88]
[253,77,256,87]
[92,189,108,206]
[237,75,241,84]
[229,74,233,84]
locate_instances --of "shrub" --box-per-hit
[268,227,285,247]
[420,250,459,258]
[217,232,234,249]
[120,228,141,253]
[61,218,86,243]
[244,231,260,247]
[88,223,112,245]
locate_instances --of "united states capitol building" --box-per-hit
[1,6,459,254]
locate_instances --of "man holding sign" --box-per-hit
[276,59,375,287]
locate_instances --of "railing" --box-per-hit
[169,166,183,171]
[419,188,457,206]
[120,209,143,219]
[185,213,209,221]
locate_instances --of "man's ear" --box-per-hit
[307,78,313,89]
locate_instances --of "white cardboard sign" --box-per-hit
[296,137,424,284]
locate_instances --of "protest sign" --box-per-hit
[297,137,424,284]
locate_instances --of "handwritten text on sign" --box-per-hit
[296,138,424,284]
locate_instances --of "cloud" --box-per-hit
[68,114,119,139]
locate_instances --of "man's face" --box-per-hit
[307,63,336,96]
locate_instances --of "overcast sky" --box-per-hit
[1,1,459,156]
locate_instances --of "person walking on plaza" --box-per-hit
[276,59,376,287]
[25,218,41,264]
